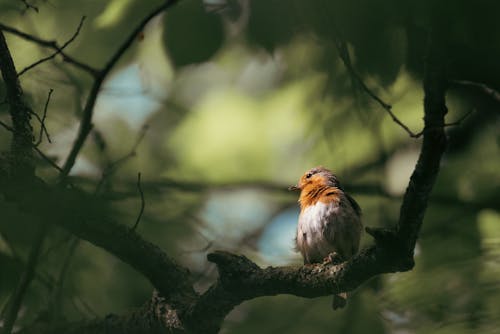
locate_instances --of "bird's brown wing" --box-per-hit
[345,192,362,217]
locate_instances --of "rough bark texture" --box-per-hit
[0,31,34,178]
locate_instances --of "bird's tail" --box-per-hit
[332,292,347,310]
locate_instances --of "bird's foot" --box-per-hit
[332,293,347,310]
[322,252,343,265]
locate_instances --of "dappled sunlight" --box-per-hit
[0,1,498,333]
[94,0,135,29]
[166,81,313,181]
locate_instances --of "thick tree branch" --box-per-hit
[4,13,451,334]
[396,32,448,253]
[0,30,34,177]
[45,186,197,309]
[180,30,450,333]
[20,294,187,334]
[0,180,197,320]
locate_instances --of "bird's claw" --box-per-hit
[322,252,343,265]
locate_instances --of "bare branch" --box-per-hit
[37,187,197,309]
[18,17,86,76]
[33,146,63,172]
[0,21,98,76]
[410,109,474,138]
[182,28,450,334]
[0,178,197,317]
[60,0,180,180]
[13,30,452,330]
[396,31,448,252]
[19,0,39,13]
[1,225,47,334]
[333,38,421,138]
[2,7,452,334]
[451,79,500,104]
[0,119,14,132]
[132,172,145,231]
[72,295,99,318]
[95,124,148,193]
[50,237,79,320]
[444,109,474,126]
[34,88,53,146]
[0,30,34,177]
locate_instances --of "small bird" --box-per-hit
[289,166,362,309]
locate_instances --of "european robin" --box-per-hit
[289,166,362,309]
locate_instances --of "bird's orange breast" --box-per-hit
[299,181,341,210]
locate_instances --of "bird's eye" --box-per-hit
[305,172,313,179]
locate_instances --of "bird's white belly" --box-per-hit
[296,201,339,262]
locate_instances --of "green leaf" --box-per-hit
[163,0,224,67]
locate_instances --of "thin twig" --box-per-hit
[1,225,47,334]
[451,79,500,104]
[59,0,179,180]
[40,234,73,260]
[2,120,62,172]
[34,88,53,146]
[76,297,98,318]
[50,237,79,320]
[18,17,86,76]
[333,38,420,138]
[19,0,39,13]
[0,119,13,132]
[33,146,63,172]
[132,172,145,231]
[445,109,474,126]
[411,109,475,137]
[0,21,98,76]
[0,232,54,296]
[95,124,149,193]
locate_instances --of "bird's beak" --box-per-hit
[288,185,300,191]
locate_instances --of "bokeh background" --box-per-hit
[0,0,499,333]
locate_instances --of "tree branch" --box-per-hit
[181,29,450,334]
[95,124,148,194]
[18,17,86,76]
[0,179,198,319]
[1,225,47,334]
[451,79,500,104]
[132,172,145,231]
[47,186,197,309]
[4,10,451,334]
[333,37,421,138]
[59,0,179,179]
[0,22,98,76]
[19,0,39,13]
[33,146,63,172]
[0,30,34,177]
[34,88,53,146]
[396,32,448,253]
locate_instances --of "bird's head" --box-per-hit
[288,166,340,192]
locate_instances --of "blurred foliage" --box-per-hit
[0,0,499,333]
